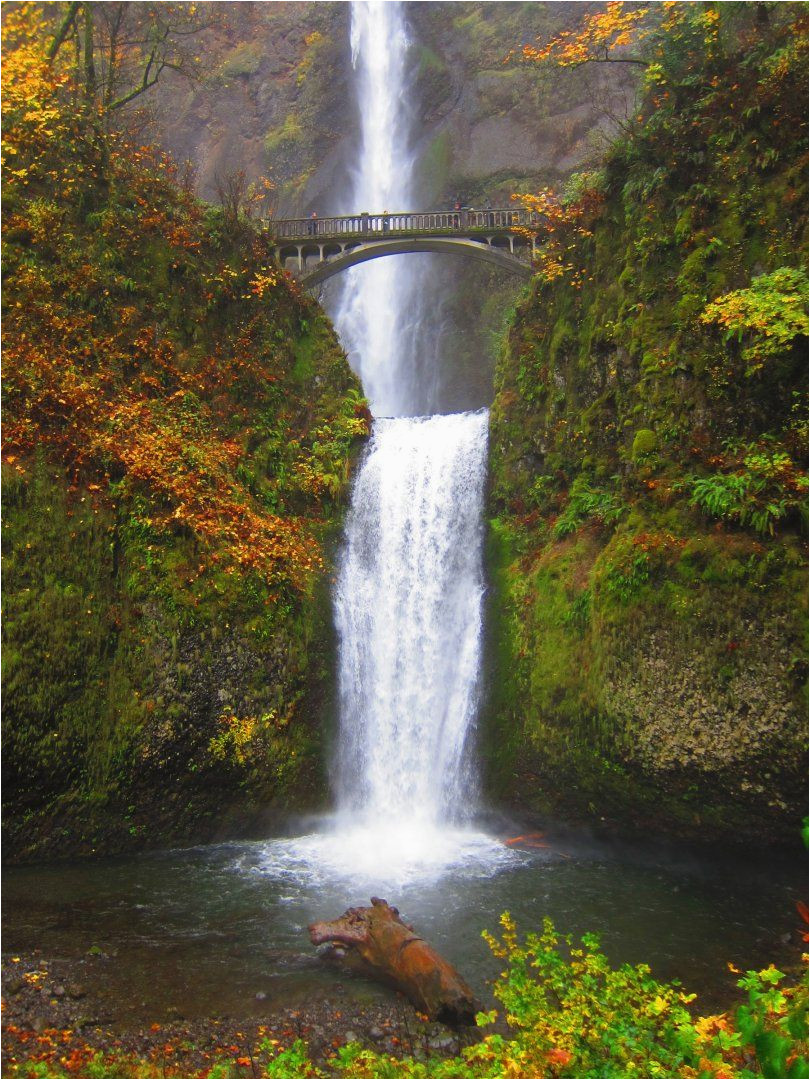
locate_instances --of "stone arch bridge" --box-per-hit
[268,209,539,287]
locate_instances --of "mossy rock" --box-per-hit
[631,428,657,460]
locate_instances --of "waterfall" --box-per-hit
[252,0,507,886]
[334,412,488,827]
[329,0,489,864]
[333,0,435,417]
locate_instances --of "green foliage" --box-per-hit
[479,913,704,1078]
[686,452,808,535]
[485,0,808,840]
[219,41,263,79]
[553,476,626,538]
[631,428,657,460]
[259,1038,318,1078]
[701,268,809,376]
[734,966,809,1079]
[561,168,607,207]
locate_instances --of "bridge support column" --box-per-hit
[318,245,324,261]
[297,246,304,272]
[508,236,515,254]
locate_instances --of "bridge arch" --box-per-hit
[300,237,532,288]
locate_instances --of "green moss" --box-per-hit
[264,113,304,158]
[485,5,808,845]
[631,428,657,460]
[419,131,453,202]
[219,41,263,79]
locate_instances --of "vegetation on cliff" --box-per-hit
[1,5,366,861]
[486,2,808,841]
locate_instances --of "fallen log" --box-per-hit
[308,897,477,1025]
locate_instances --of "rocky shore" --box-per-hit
[1,952,472,1077]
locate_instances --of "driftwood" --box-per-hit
[308,897,477,1025]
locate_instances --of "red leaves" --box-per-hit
[546,1047,574,1066]
[797,900,809,943]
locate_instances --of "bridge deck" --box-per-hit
[269,208,540,243]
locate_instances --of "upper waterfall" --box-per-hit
[333,1,430,417]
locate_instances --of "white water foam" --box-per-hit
[243,824,518,894]
[334,412,489,828]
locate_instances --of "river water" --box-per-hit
[2,0,803,1033]
[2,833,801,1027]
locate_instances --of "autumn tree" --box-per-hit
[213,169,277,229]
[43,1,218,118]
[518,2,653,70]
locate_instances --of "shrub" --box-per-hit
[686,455,808,535]
[700,267,809,376]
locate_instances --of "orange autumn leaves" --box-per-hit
[1,6,341,596]
[511,186,604,287]
[518,1,651,68]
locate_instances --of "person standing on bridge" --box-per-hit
[382,210,390,233]
[308,210,318,236]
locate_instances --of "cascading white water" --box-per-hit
[333,0,432,417]
[334,412,488,827]
[326,1,494,875]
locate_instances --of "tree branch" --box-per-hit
[46,1,81,62]
[107,53,166,111]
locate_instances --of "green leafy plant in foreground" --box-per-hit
[700,268,809,376]
[324,916,809,1080]
[685,451,808,536]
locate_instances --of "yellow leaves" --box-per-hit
[521,1,651,69]
[694,1014,730,1039]
[512,186,601,287]
[248,267,281,298]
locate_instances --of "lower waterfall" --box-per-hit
[334,411,489,827]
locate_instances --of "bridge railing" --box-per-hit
[269,209,543,241]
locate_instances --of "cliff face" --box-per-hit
[152,3,631,214]
[485,5,808,844]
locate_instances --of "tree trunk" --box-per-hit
[82,3,96,104]
[309,897,478,1026]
